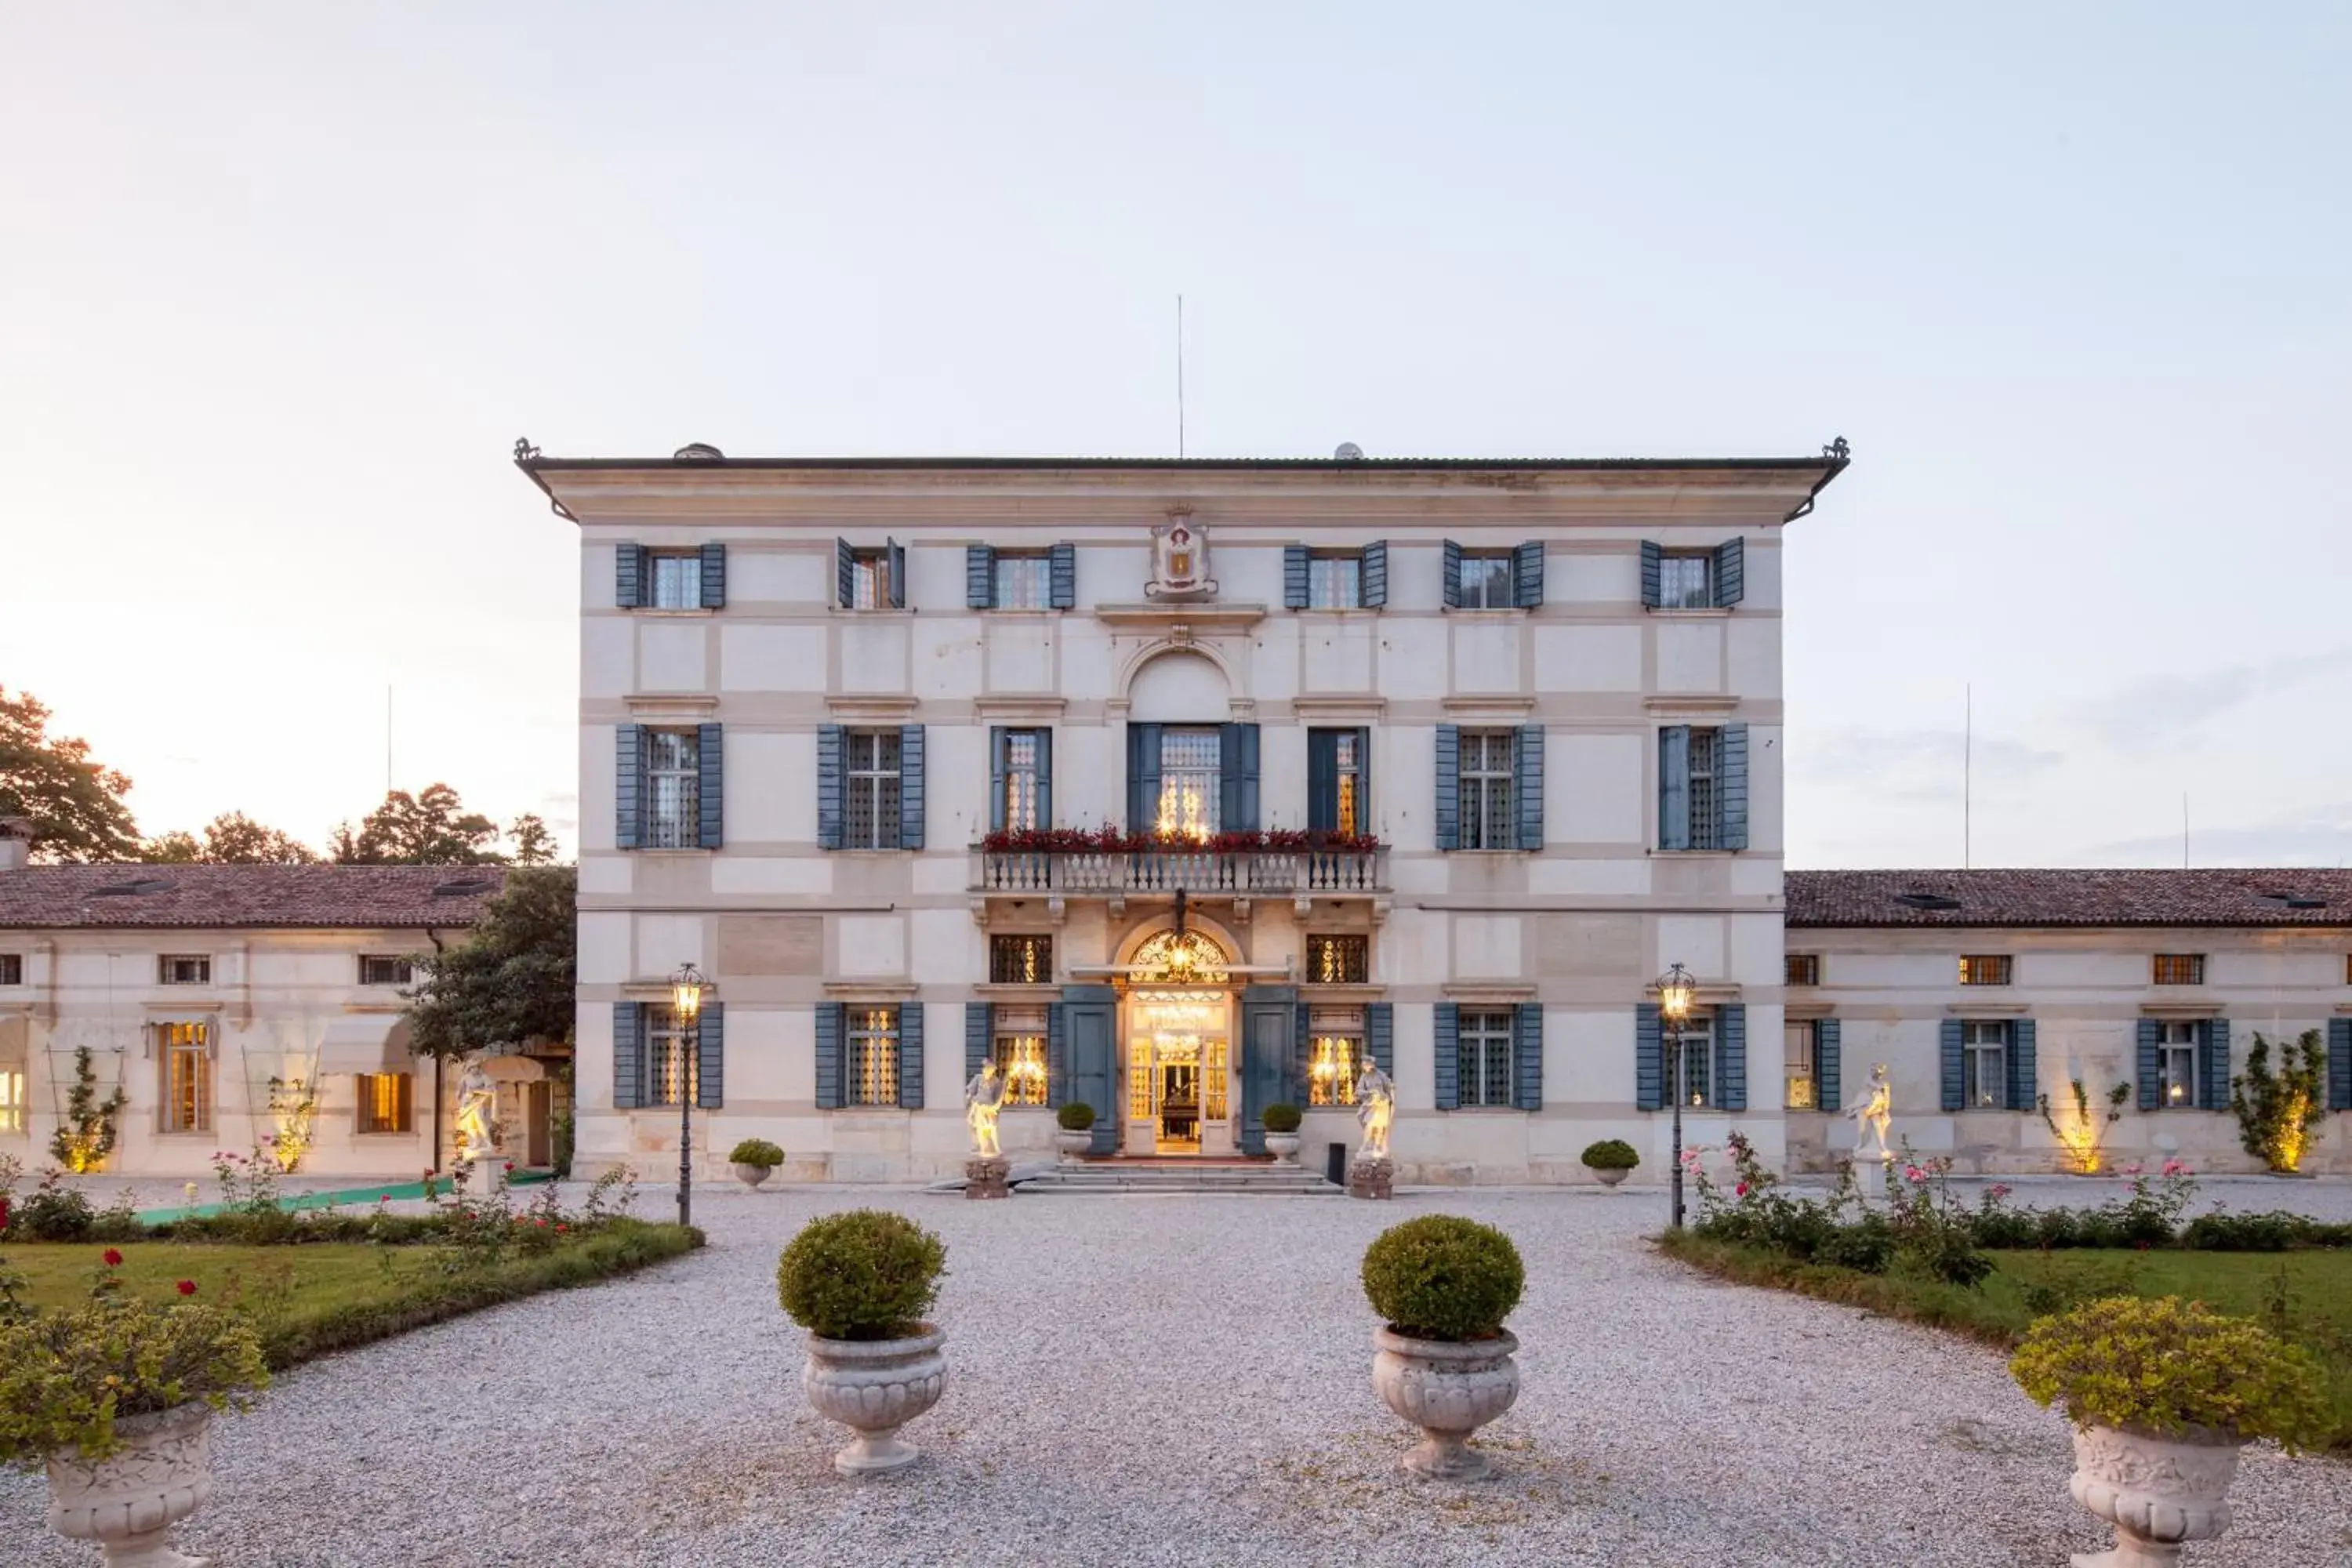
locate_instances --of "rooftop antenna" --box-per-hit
[1963,684,1972,871]
[1175,294,1185,459]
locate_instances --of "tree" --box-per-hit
[143,811,318,864]
[506,813,560,865]
[402,865,576,1059]
[330,783,503,865]
[0,688,141,862]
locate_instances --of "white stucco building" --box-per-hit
[524,441,1850,1183]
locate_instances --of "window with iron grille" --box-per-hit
[2152,953,2205,986]
[160,1020,212,1133]
[989,934,1053,985]
[844,729,903,849]
[647,729,701,848]
[849,1006,900,1105]
[1457,730,1516,851]
[1785,953,1820,987]
[2156,1021,2198,1108]
[356,1072,414,1134]
[1685,728,1720,850]
[648,553,702,609]
[1958,954,2013,986]
[1784,1021,1817,1109]
[0,1068,22,1133]
[851,550,891,610]
[1456,1009,1514,1107]
[1458,554,1515,609]
[1962,1020,2009,1108]
[159,954,211,986]
[1308,554,1363,609]
[1306,935,1369,984]
[1657,553,1714,609]
[0,954,20,985]
[359,955,412,987]
[645,1005,699,1106]
[1670,1014,1716,1109]
[993,554,1052,610]
[1000,729,1044,833]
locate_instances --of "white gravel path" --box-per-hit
[6,1181,2350,1568]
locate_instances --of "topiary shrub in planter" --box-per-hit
[1054,1102,1097,1162]
[778,1210,950,1476]
[1580,1138,1639,1188]
[728,1138,786,1189]
[1261,1102,1303,1166]
[2012,1295,2328,1565]
[1361,1215,1526,1479]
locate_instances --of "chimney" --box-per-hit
[0,817,31,872]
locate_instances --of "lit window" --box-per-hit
[356,1072,414,1134]
[1156,729,1221,840]
[995,1034,1048,1105]
[2152,954,2204,986]
[1962,1021,2009,1109]
[649,553,702,609]
[1456,1010,1515,1107]
[844,729,904,850]
[1308,555,1363,609]
[359,956,412,986]
[989,934,1053,985]
[1785,953,1820,987]
[646,1006,699,1106]
[160,1021,212,1133]
[159,954,211,986]
[1959,955,2013,986]
[850,1007,900,1106]
[0,1068,23,1133]
[1671,1014,1717,1109]
[1658,553,1714,609]
[1310,1034,1359,1106]
[1784,1022,1817,1109]
[1457,731,1516,851]
[1457,554,1515,609]
[999,730,1045,833]
[647,729,702,848]
[994,554,1052,610]
[1306,935,1368,985]
[2156,1022,2198,1108]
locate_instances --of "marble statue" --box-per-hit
[1356,1062,1396,1162]
[1849,1063,1894,1162]
[964,1060,1007,1158]
[452,1062,497,1163]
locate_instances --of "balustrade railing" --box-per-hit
[977,846,1385,896]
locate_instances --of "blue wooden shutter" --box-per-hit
[1816,1018,1842,1112]
[967,546,996,609]
[2328,1018,2352,1112]
[814,1003,844,1109]
[1514,1002,1543,1112]
[1307,729,1338,833]
[1293,1001,1312,1108]
[1221,723,1259,833]
[898,725,926,849]
[1639,541,1663,608]
[887,539,906,608]
[1514,541,1544,608]
[615,543,646,608]
[2136,1018,2162,1111]
[1049,542,1076,609]
[1716,1004,1747,1112]
[2201,1018,2230,1112]
[815,724,844,850]
[612,1002,643,1109]
[696,723,724,849]
[2007,1020,2037,1112]
[1362,541,1388,608]
[1035,728,1053,829]
[1940,1018,1965,1112]
[615,724,645,849]
[1127,723,1161,833]
[898,1003,924,1109]
[1062,985,1118,1152]
[1047,1002,1069,1108]
[1367,1002,1394,1074]
[988,728,1008,833]
[1433,724,1461,850]
[1635,1004,1663,1111]
[1433,1003,1460,1110]
[1238,985,1295,1152]
[965,1002,993,1078]
[1441,540,1463,608]
[1283,545,1310,610]
[1515,724,1544,850]
[836,539,854,608]
[699,543,727,609]
[1713,539,1744,608]
[696,1001,725,1109]
[1658,728,1692,851]
[1718,724,1749,851]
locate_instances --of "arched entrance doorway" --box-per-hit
[1121,927,1237,1156]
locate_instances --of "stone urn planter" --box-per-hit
[1593,1167,1628,1189]
[729,1139,784,1189]
[802,1327,949,1477]
[46,1403,216,1567]
[2064,1424,2241,1567]
[1054,1128,1093,1164]
[1580,1139,1639,1191]
[1371,1327,1521,1479]
[1264,1132,1302,1167]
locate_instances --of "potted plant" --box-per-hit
[1261,1103,1304,1166]
[1361,1214,1526,1479]
[1054,1102,1096,1163]
[2010,1295,2327,1566]
[778,1210,949,1477]
[0,1290,270,1566]
[1580,1138,1639,1189]
[729,1138,786,1189]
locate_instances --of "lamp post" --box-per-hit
[671,963,706,1228]
[1657,963,1695,1230]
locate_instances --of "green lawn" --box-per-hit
[1658,1235,2352,1449]
[3,1221,700,1368]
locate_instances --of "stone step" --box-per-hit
[1014,1163,1337,1195]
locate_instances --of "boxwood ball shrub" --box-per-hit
[777,1210,947,1341]
[1056,1102,1097,1132]
[728,1138,786,1168]
[1261,1103,1303,1134]
[1361,1214,1525,1342]
[1580,1138,1639,1171]
[2010,1295,2329,1451]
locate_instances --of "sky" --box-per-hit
[3,4,2347,868]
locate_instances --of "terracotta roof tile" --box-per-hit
[1786,869,2352,929]
[0,865,506,930]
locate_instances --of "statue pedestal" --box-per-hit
[964,1156,1012,1200]
[1348,1156,1394,1200]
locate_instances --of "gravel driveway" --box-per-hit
[5,1179,2350,1567]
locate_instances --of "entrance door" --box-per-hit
[524,1080,552,1167]
[1125,988,1234,1155]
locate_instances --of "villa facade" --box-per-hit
[524,444,1848,1183]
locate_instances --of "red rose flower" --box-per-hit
[176,1279,198,1297]
[102,1248,124,1268]
[503,1161,515,1173]
[554,1223,568,1234]
[1734,1182,1749,1198]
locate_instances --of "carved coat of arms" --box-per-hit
[1146,514,1216,600]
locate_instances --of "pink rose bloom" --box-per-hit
[1734,1181,1749,1198]
[1987,1183,2013,1200]
[2161,1158,2187,1177]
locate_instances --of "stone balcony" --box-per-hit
[970,842,1389,924]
